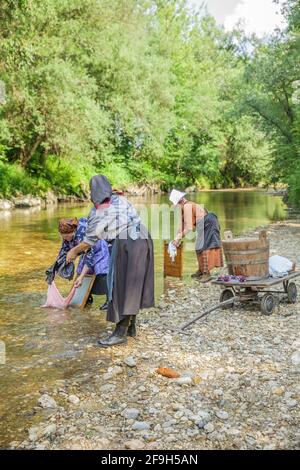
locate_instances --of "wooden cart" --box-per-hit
[212,271,300,315]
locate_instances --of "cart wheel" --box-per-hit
[287,282,297,304]
[220,289,234,309]
[260,294,275,315]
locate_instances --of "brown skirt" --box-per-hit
[196,247,223,274]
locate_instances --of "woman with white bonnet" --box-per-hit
[169,189,223,282]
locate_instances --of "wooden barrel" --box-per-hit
[222,230,269,278]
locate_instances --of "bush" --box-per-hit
[0,161,40,197]
[41,156,96,197]
[99,161,133,189]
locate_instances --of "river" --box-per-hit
[0,190,287,447]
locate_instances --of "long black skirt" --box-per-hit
[107,230,154,323]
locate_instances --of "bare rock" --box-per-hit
[0,199,13,210]
[132,421,150,431]
[38,394,57,409]
[13,195,42,208]
[121,408,140,420]
[124,356,137,368]
[124,439,145,450]
[68,395,80,405]
[291,351,300,366]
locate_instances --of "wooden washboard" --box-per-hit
[68,274,96,309]
[163,242,183,278]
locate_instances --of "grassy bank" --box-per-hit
[0,158,134,199]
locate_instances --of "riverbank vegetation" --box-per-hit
[0,0,299,204]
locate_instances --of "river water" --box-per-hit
[0,190,287,447]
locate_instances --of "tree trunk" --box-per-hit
[20,136,43,168]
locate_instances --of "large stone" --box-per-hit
[216,410,229,420]
[28,424,56,442]
[28,426,45,443]
[44,190,58,205]
[132,421,150,431]
[0,199,13,210]
[106,366,123,378]
[13,195,42,208]
[291,351,300,366]
[124,356,137,368]
[124,439,145,450]
[204,423,215,433]
[68,395,80,405]
[43,424,57,437]
[121,408,140,420]
[38,394,57,409]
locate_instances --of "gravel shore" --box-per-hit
[8,220,300,450]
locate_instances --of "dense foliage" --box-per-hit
[0,0,299,203]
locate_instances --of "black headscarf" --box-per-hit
[89,175,113,205]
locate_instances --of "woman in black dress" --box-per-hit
[66,175,154,347]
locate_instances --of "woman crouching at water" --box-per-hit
[66,175,154,347]
[57,217,110,309]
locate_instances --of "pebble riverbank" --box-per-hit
[6,220,300,450]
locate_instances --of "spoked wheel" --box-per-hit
[260,293,275,315]
[287,282,297,304]
[220,289,235,309]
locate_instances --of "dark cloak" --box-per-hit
[106,224,155,323]
[45,250,75,285]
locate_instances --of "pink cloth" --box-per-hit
[42,282,76,308]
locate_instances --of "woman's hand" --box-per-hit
[74,276,83,289]
[172,239,180,248]
[66,247,77,263]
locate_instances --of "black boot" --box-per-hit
[127,316,136,337]
[97,318,129,347]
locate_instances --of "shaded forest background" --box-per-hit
[0,0,299,204]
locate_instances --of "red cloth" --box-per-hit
[197,247,223,274]
[42,282,76,309]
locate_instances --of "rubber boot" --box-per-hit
[97,319,129,347]
[99,300,108,311]
[191,270,203,279]
[127,316,136,337]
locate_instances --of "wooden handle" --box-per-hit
[224,230,233,240]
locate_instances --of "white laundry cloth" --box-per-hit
[269,255,294,278]
[168,241,177,262]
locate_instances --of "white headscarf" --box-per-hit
[169,189,186,206]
